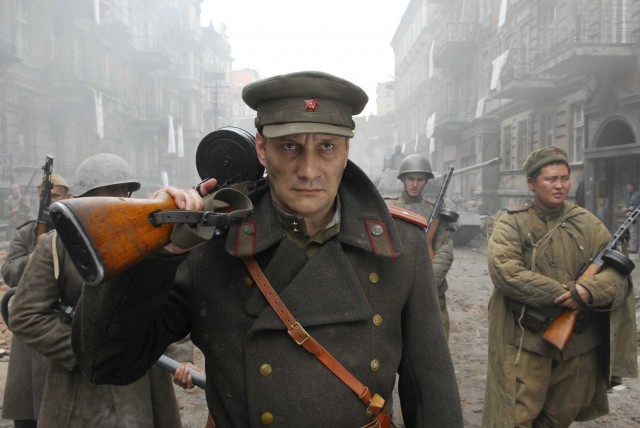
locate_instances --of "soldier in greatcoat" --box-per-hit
[70,71,463,427]
[385,154,456,339]
[482,145,637,427]
[9,154,192,427]
[1,174,71,428]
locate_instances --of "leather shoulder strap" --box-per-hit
[241,256,387,420]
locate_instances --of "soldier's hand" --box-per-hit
[156,178,218,254]
[173,362,204,390]
[554,283,592,309]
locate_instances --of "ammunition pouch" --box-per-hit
[510,301,591,334]
[510,302,551,333]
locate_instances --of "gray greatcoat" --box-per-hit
[0,221,48,421]
[72,161,463,427]
[9,229,192,427]
[482,200,637,427]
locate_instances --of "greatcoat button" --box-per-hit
[372,314,383,326]
[242,276,253,287]
[370,359,381,372]
[371,224,384,236]
[259,364,272,377]
[369,272,380,284]
[260,412,274,425]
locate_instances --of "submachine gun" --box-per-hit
[425,165,459,258]
[542,204,639,350]
[49,126,263,286]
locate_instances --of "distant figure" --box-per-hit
[386,145,405,170]
[622,182,640,255]
[4,184,30,241]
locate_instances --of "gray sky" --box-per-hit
[200,1,409,116]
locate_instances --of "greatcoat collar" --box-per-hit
[225,160,404,259]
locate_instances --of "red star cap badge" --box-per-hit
[304,98,320,112]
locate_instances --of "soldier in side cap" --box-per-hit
[482,145,637,426]
[1,173,71,428]
[71,71,463,427]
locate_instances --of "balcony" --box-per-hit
[492,50,560,99]
[434,101,475,136]
[537,21,640,74]
[131,35,173,72]
[433,23,478,68]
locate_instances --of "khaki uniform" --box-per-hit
[10,231,191,428]
[388,192,455,337]
[482,199,637,427]
[72,161,463,427]
[0,221,48,422]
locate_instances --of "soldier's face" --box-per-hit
[528,163,570,210]
[256,133,349,233]
[402,173,428,198]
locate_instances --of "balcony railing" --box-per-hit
[433,22,478,68]
[434,101,475,129]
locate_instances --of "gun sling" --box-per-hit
[242,256,390,428]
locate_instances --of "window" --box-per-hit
[572,103,585,162]
[502,125,513,170]
[517,119,529,167]
[539,110,555,147]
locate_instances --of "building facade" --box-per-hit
[0,0,233,211]
[392,0,640,231]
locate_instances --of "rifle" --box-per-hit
[36,156,54,240]
[49,188,253,286]
[425,165,457,257]
[542,204,639,350]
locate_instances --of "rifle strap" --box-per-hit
[241,256,389,425]
[169,188,254,249]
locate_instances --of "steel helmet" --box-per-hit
[73,153,141,197]
[397,154,434,179]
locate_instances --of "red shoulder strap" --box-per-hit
[386,204,428,228]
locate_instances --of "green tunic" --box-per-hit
[386,192,455,336]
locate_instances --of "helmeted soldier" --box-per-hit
[9,153,193,427]
[386,154,456,339]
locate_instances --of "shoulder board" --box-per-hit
[387,204,428,228]
[507,200,533,213]
[382,195,399,201]
[425,197,436,206]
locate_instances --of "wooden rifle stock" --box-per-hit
[50,194,177,285]
[541,263,602,350]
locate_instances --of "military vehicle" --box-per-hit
[376,157,502,246]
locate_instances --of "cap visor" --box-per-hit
[262,122,353,138]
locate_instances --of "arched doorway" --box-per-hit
[590,117,638,231]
